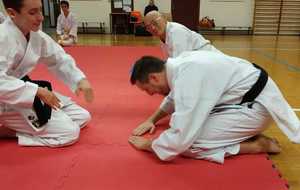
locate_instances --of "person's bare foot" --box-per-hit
[256,135,281,153]
[239,134,281,154]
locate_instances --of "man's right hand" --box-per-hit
[132,120,156,136]
[36,87,61,110]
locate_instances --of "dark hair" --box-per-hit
[2,0,24,13]
[60,0,69,8]
[130,56,165,84]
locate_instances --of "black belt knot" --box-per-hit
[21,75,52,128]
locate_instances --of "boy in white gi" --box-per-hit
[0,0,94,147]
[129,52,300,164]
[56,0,77,46]
[144,10,222,58]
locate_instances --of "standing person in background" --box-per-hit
[0,0,94,147]
[144,11,222,59]
[56,0,77,46]
[0,11,6,23]
[144,0,158,16]
[134,0,158,36]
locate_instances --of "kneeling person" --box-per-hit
[0,0,94,147]
[129,51,300,163]
[56,0,77,46]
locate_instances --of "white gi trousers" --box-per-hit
[0,93,91,147]
[182,101,271,163]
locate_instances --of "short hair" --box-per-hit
[130,56,165,84]
[60,0,69,8]
[3,0,24,13]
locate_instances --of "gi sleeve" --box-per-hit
[160,91,175,114]
[69,14,78,37]
[39,32,85,92]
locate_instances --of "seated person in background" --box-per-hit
[129,52,300,164]
[56,0,77,46]
[144,0,158,16]
[0,11,6,23]
[144,11,223,59]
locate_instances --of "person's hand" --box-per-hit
[36,87,61,110]
[62,34,69,40]
[75,78,94,103]
[57,39,63,45]
[128,136,152,151]
[132,120,156,136]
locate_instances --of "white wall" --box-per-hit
[69,0,171,33]
[200,0,254,27]
[70,0,111,30]
[133,0,171,15]
[69,0,254,33]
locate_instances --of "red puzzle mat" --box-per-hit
[0,46,288,190]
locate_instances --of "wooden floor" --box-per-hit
[73,34,300,190]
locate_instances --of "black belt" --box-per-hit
[211,63,268,114]
[239,63,268,107]
[21,75,52,128]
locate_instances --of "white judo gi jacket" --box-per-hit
[0,18,85,120]
[56,12,78,42]
[161,22,222,58]
[152,51,300,163]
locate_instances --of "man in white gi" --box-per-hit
[128,52,300,164]
[0,11,6,23]
[144,10,222,58]
[56,0,77,46]
[0,0,94,147]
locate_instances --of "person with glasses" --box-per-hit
[144,10,222,59]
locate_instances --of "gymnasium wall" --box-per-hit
[69,0,253,33]
[0,0,253,33]
[200,0,254,27]
[69,0,171,33]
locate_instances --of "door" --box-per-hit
[48,0,60,27]
[171,0,200,31]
